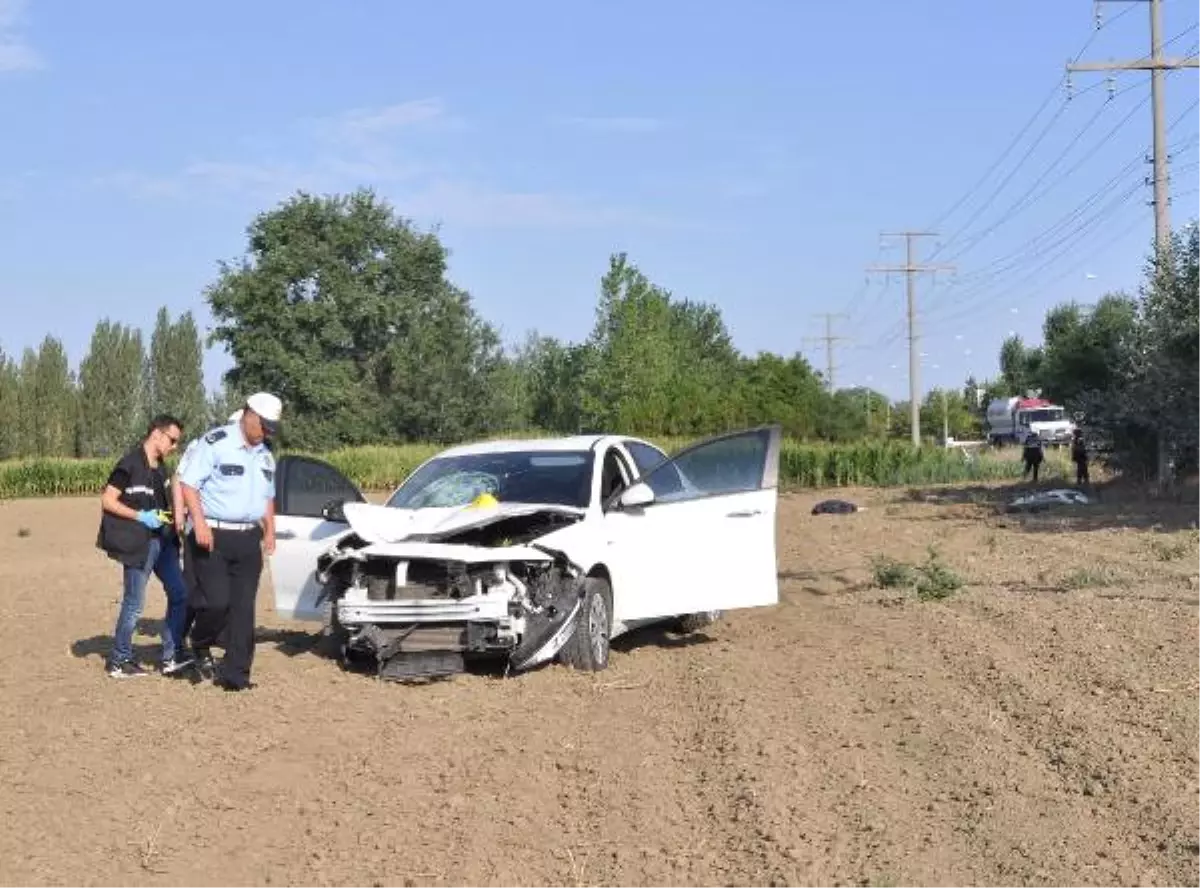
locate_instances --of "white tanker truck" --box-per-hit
[985,396,1075,447]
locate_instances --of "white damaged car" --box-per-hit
[266,426,781,681]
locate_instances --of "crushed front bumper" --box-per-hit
[326,548,586,678]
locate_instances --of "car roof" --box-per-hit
[436,434,660,459]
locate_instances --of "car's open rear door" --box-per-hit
[269,455,365,621]
[605,425,781,622]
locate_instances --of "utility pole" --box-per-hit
[868,233,955,447]
[941,390,949,445]
[1068,0,1198,486]
[802,313,849,392]
[1067,0,1198,255]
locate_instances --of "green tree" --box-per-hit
[23,336,75,457]
[205,380,245,430]
[1037,295,1137,406]
[148,307,207,436]
[520,333,587,433]
[998,334,1043,396]
[0,349,19,459]
[15,347,38,456]
[579,253,740,436]
[734,352,825,438]
[77,320,146,457]
[1090,223,1200,479]
[205,188,504,449]
[921,388,979,441]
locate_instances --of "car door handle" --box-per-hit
[275,529,297,539]
[726,509,761,518]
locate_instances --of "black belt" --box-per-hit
[207,519,259,531]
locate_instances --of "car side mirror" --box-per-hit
[618,482,655,510]
[321,498,348,523]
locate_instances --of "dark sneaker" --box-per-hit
[193,651,215,680]
[107,660,148,679]
[161,653,195,676]
[214,674,253,692]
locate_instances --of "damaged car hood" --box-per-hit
[342,500,585,545]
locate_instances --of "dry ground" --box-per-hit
[0,481,1197,887]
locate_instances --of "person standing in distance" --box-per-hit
[97,414,192,678]
[179,393,281,691]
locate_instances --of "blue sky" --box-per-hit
[1,0,1196,404]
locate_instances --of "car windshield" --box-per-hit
[385,451,594,509]
[1025,408,1064,423]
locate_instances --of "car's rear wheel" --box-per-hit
[559,577,611,672]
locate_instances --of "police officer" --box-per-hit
[179,393,281,691]
[172,408,244,650]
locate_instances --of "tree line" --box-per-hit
[202,188,991,451]
[5,186,1189,467]
[0,309,223,460]
[993,223,1198,479]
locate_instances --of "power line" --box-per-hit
[922,180,1147,336]
[885,92,1200,345]
[1067,0,1199,256]
[921,1,1139,234]
[929,17,1196,263]
[866,162,1148,351]
[866,233,954,446]
[939,94,1197,294]
[940,81,1151,264]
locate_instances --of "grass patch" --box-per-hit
[869,547,964,601]
[1061,567,1117,589]
[1152,535,1190,561]
[870,555,915,589]
[914,546,964,601]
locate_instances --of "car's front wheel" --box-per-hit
[559,577,611,672]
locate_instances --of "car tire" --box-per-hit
[559,577,612,672]
[677,610,721,633]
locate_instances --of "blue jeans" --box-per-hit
[110,535,189,665]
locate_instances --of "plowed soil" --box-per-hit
[0,483,1197,887]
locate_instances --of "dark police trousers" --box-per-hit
[187,525,263,687]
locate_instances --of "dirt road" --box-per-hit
[0,484,1196,886]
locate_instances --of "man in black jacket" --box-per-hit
[97,414,190,678]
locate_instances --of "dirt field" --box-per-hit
[0,481,1196,887]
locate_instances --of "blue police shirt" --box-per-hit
[178,422,276,523]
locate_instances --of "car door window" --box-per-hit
[276,456,365,518]
[625,440,669,477]
[640,427,777,504]
[599,447,633,505]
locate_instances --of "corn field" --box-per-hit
[0,437,1042,499]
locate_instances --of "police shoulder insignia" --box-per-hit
[204,429,228,444]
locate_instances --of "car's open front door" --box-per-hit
[269,455,365,621]
[606,425,781,622]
